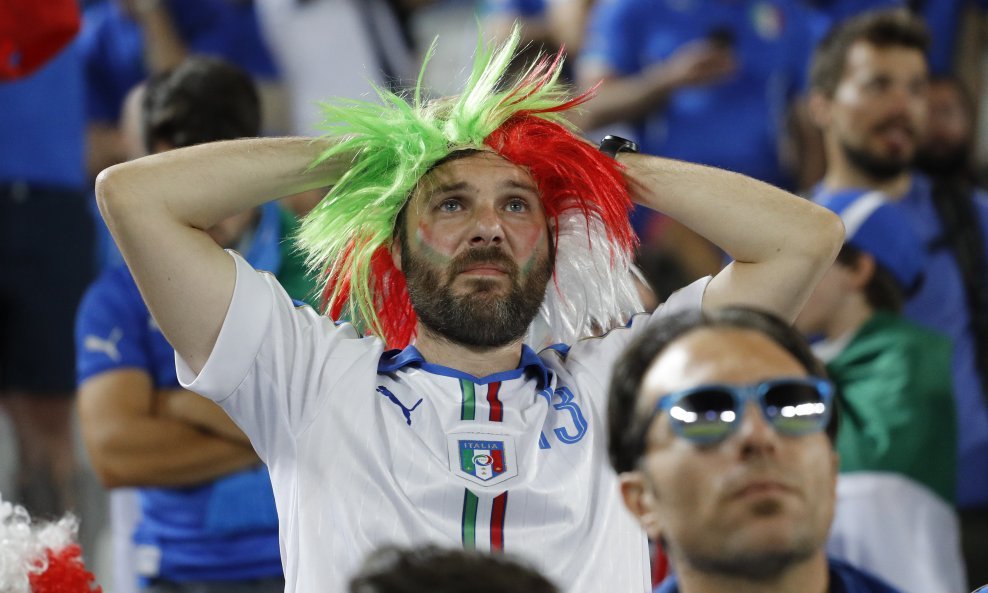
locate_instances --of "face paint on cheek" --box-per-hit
[517,226,547,275]
[414,223,456,265]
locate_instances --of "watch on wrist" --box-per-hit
[598,135,639,158]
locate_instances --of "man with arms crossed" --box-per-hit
[609,307,902,593]
[95,30,843,593]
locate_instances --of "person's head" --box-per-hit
[348,546,559,593]
[389,150,553,347]
[795,191,924,336]
[809,9,930,183]
[298,27,641,349]
[609,308,838,582]
[142,56,262,249]
[915,75,976,177]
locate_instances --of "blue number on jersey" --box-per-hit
[551,387,588,444]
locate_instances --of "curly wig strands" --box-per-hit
[297,26,641,348]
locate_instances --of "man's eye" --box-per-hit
[438,199,462,212]
[506,199,528,213]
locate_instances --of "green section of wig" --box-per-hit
[297,25,577,339]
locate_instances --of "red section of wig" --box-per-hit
[28,544,102,593]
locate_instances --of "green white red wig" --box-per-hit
[298,27,643,349]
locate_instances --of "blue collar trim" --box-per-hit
[378,344,550,387]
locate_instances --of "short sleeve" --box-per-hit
[176,250,382,456]
[75,272,152,383]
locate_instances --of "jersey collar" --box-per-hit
[378,343,549,388]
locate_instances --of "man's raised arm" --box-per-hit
[619,153,844,322]
[95,137,344,372]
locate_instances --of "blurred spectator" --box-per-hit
[576,0,818,281]
[75,56,315,592]
[80,0,283,178]
[0,34,92,519]
[796,191,965,593]
[608,307,902,593]
[916,75,977,179]
[807,9,988,587]
[348,546,560,593]
[254,0,433,137]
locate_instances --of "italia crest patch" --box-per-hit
[447,432,518,487]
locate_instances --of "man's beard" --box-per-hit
[840,139,911,182]
[914,142,972,178]
[401,238,552,348]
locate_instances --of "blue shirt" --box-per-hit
[0,40,85,188]
[80,0,278,124]
[485,0,546,17]
[813,175,988,508]
[75,203,289,582]
[582,0,817,190]
[655,558,902,593]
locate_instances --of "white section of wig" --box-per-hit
[527,210,644,350]
[0,492,77,593]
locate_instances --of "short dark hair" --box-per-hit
[608,307,836,474]
[835,244,906,311]
[809,9,930,98]
[143,56,260,153]
[348,546,560,593]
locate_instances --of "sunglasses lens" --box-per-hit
[670,389,737,441]
[762,381,829,435]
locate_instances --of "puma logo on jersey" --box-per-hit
[376,386,423,426]
[84,328,123,362]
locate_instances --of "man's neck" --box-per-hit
[821,162,913,200]
[414,325,526,378]
[675,552,830,593]
[821,296,873,343]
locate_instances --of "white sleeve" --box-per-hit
[176,250,382,457]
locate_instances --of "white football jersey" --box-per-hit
[178,251,708,593]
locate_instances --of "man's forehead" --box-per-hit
[843,41,928,78]
[638,328,807,408]
[410,151,539,202]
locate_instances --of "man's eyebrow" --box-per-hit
[500,179,538,193]
[431,181,471,194]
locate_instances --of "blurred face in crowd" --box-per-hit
[916,78,974,175]
[392,151,553,348]
[621,327,838,580]
[820,41,929,181]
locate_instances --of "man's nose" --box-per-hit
[734,401,780,459]
[469,204,505,246]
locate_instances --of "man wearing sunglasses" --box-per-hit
[608,307,902,593]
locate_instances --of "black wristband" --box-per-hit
[598,135,639,158]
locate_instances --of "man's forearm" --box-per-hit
[619,153,844,319]
[570,71,676,130]
[95,137,346,371]
[159,388,250,446]
[90,414,259,488]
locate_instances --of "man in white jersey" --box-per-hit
[94,29,843,593]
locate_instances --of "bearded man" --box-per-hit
[95,28,842,593]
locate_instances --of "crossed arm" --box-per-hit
[78,369,258,488]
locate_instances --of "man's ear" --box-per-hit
[619,472,663,540]
[807,91,833,130]
[391,235,403,272]
[847,252,876,290]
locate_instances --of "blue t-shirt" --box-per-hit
[0,40,85,188]
[484,0,546,17]
[74,203,289,582]
[581,0,817,190]
[655,558,901,593]
[80,0,278,124]
[813,175,988,509]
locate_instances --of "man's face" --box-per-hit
[822,42,929,181]
[392,152,552,348]
[626,328,838,579]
